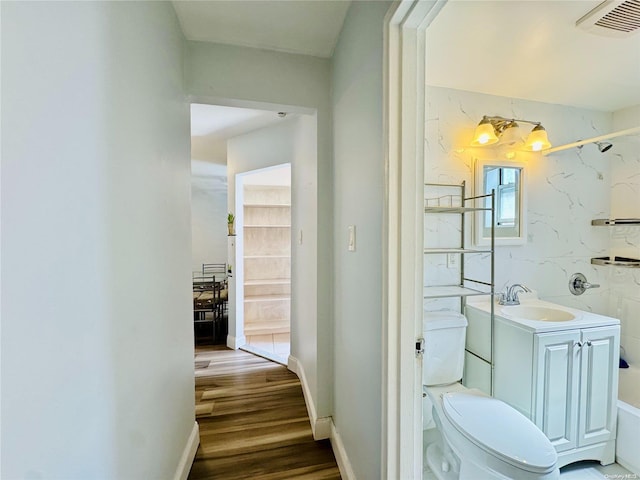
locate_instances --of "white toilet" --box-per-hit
[423,310,559,480]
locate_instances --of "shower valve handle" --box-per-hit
[569,273,600,296]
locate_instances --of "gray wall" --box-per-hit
[191,174,228,272]
[1,2,194,478]
[331,2,392,478]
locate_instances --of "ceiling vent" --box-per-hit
[576,0,640,37]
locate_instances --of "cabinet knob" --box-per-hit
[575,341,584,348]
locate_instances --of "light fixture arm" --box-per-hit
[481,115,541,134]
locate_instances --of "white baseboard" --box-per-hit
[226,334,246,350]
[330,421,356,480]
[287,356,354,479]
[287,355,330,440]
[173,421,199,480]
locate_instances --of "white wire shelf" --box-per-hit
[423,285,492,299]
[424,206,491,214]
[423,248,492,255]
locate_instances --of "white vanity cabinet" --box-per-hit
[494,316,620,468]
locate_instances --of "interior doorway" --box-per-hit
[189,103,296,348]
[236,164,292,364]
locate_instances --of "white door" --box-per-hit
[578,325,620,448]
[533,331,581,452]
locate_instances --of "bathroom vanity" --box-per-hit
[465,298,620,468]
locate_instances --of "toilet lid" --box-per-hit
[442,392,557,474]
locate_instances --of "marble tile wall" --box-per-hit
[424,86,614,315]
[608,133,640,365]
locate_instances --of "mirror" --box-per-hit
[474,159,526,246]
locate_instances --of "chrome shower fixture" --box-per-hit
[576,141,613,153]
[596,141,613,152]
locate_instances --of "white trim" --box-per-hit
[330,421,356,480]
[473,158,527,246]
[226,334,246,350]
[172,421,200,480]
[240,345,288,366]
[287,355,330,440]
[314,416,332,440]
[232,174,245,347]
[383,1,448,478]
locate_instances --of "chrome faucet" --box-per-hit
[498,284,531,306]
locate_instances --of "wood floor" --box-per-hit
[188,346,341,480]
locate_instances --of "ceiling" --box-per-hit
[184,0,640,176]
[191,104,283,138]
[172,0,350,58]
[426,0,640,113]
[190,104,294,173]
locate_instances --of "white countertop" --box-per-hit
[466,295,620,333]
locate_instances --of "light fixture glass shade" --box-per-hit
[499,121,523,147]
[523,124,552,151]
[470,118,499,146]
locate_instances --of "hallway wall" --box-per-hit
[331,1,392,478]
[1,2,194,478]
[227,118,318,403]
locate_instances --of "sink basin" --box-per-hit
[501,305,576,322]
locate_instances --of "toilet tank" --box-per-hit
[423,310,468,386]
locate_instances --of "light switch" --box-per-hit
[348,225,356,252]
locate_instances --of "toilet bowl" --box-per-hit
[423,310,559,480]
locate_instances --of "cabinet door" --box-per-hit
[578,325,620,447]
[533,331,581,452]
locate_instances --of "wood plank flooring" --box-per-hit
[188,346,341,480]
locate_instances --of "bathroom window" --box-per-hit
[485,167,519,228]
[475,160,526,245]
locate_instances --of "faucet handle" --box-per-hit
[512,289,525,304]
[569,273,600,296]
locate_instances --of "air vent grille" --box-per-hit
[596,0,640,32]
[577,0,640,37]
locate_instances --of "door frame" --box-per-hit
[234,162,292,365]
[383,1,447,477]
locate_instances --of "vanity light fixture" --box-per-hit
[470,115,552,151]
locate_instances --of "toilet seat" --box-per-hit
[442,391,557,474]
